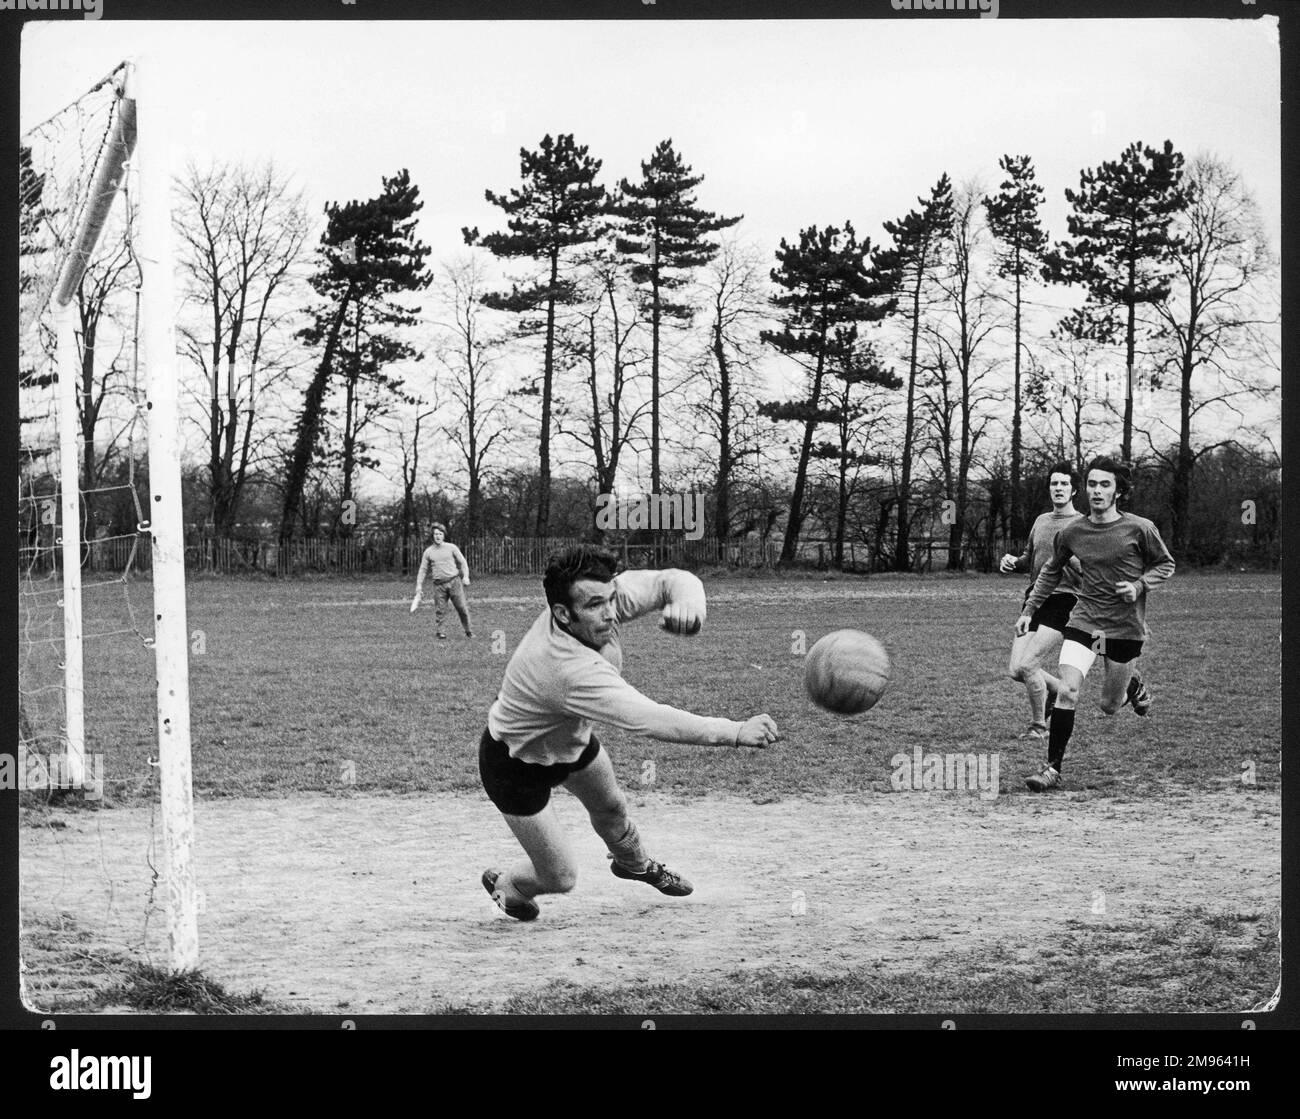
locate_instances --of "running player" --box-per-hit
[411,523,473,639]
[479,545,779,920]
[1016,456,1175,791]
[999,462,1083,740]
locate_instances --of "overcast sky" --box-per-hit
[21,17,1282,267]
[18,16,1282,496]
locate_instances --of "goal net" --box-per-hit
[18,59,200,993]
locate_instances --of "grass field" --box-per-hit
[17,569,1282,1015]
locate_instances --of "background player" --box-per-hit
[479,545,778,921]
[1016,456,1175,791]
[999,462,1083,740]
[411,523,473,639]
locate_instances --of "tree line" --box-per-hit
[18,134,1280,572]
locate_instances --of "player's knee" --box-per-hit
[1057,681,1081,707]
[1099,696,1122,716]
[539,866,578,894]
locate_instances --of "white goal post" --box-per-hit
[24,56,199,972]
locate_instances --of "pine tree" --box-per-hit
[608,140,740,492]
[813,341,901,568]
[760,222,896,565]
[875,175,955,572]
[1042,140,1188,463]
[983,155,1048,542]
[281,169,430,547]
[464,134,607,536]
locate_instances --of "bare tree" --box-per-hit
[919,184,1000,570]
[1138,154,1278,555]
[72,215,139,549]
[175,160,310,538]
[429,255,515,537]
[393,403,437,573]
[684,238,773,553]
[1025,316,1115,479]
[554,249,649,502]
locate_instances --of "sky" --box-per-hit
[17,15,1284,497]
[21,17,1282,267]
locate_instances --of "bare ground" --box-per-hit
[19,786,1279,1014]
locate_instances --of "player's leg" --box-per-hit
[433,582,450,638]
[1031,625,1067,715]
[449,576,472,637]
[1009,625,1065,737]
[562,745,693,896]
[1027,594,1075,720]
[1117,641,1151,715]
[1097,640,1145,715]
[498,806,579,898]
[1025,631,1092,791]
[477,729,579,918]
[560,745,644,869]
[1007,630,1049,737]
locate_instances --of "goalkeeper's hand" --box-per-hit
[661,597,705,636]
[735,714,779,748]
[410,593,422,614]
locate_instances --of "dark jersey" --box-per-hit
[1023,512,1175,641]
[1013,508,1083,592]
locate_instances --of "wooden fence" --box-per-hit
[20,533,784,576]
[21,530,1051,577]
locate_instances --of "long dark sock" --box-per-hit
[1048,708,1075,771]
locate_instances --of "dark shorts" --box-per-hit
[478,727,600,816]
[1025,591,1077,634]
[1061,626,1144,665]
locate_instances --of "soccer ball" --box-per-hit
[804,629,892,715]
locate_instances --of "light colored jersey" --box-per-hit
[488,569,743,764]
[1012,508,1083,591]
[1024,512,1175,641]
[417,542,468,585]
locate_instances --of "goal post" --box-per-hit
[132,54,200,972]
[19,55,199,973]
[53,304,85,790]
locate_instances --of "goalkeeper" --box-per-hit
[410,523,472,639]
[478,545,779,921]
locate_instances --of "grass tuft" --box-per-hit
[99,964,271,1014]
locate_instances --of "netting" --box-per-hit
[18,62,153,794]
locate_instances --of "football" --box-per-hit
[804,629,892,715]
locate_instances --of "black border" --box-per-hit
[1,0,1294,1072]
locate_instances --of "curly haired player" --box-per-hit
[478,545,779,920]
[1016,456,1175,792]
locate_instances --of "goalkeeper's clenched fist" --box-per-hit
[660,596,705,635]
